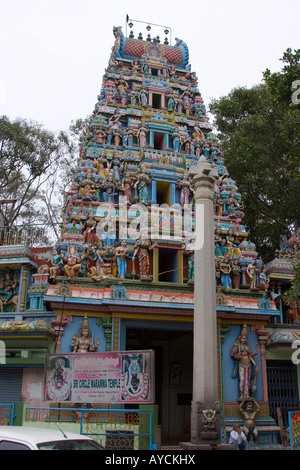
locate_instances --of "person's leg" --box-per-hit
[239,440,251,450]
[232,440,240,450]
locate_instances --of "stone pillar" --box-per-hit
[253,325,269,402]
[52,314,73,354]
[182,156,229,449]
[19,266,29,312]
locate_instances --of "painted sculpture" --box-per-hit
[132,233,156,281]
[231,324,259,400]
[43,24,257,297]
[239,397,260,444]
[71,315,99,353]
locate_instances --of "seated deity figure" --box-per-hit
[0,270,17,305]
[71,315,99,353]
[62,243,83,279]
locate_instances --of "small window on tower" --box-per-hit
[152,94,161,109]
[154,132,165,151]
[151,68,158,76]
[158,248,178,283]
[156,180,171,205]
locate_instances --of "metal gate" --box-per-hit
[0,368,23,403]
[267,360,300,428]
[25,407,156,450]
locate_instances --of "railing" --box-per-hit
[25,407,155,450]
[288,410,300,450]
[0,224,58,247]
[0,404,15,426]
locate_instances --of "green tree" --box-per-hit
[283,255,300,311]
[263,48,300,108]
[209,50,300,262]
[0,116,72,237]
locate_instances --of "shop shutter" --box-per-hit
[0,368,23,403]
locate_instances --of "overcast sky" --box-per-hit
[1,0,299,133]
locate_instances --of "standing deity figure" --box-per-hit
[172,126,180,152]
[231,259,241,289]
[137,122,148,148]
[49,248,64,279]
[247,259,258,290]
[134,164,151,203]
[132,232,157,281]
[139,88,148,106]
[115,240,129,278]
[71,315,99,353]
[93,243,107,277]
[121,171,133,203]
[82,209,99,247]
[219,255,232,288]
[176,173,194,205]
[109,151,124,181]
[95,151,109,177]
[102,173,119,202]
[182,240,194,284]
[231,324,259,400]
[168,93,175,110]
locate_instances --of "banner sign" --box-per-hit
[44,350,154,404]
[288,410,300,450]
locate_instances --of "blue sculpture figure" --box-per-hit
[220,256,232,288]
[172,127,180,152]
[115,240,129,278]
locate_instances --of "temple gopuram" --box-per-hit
[0,20,299,448]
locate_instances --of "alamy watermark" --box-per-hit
[291,340,300,365]
[0,340,6,365]
[94,201,205,250]
[291,80,300,105]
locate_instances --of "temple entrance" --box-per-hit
[126,326,193,445]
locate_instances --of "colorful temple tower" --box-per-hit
[0,21,299,447]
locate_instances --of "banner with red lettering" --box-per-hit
[44,350,154,404]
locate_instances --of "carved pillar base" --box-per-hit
[180,401,233,449]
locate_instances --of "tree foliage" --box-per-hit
[209,49,300,262]
[0,115,73,234]
[283,255,300,309]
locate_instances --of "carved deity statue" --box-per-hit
[239,397,260,444]
[132,232,157,280]
[49,248,63,279]
[176,173,194,205]
[82,209,99,247]
[62,243,84,279]
[231,324,259,400]
[115,240,129,279]
[134,164,151,203]
[71,314,99,353]
[247,259,258,290]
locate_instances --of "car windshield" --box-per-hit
[37,439,104,450]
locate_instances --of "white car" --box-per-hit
[0,426,104,450]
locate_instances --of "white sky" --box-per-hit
[1,0,299,133]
